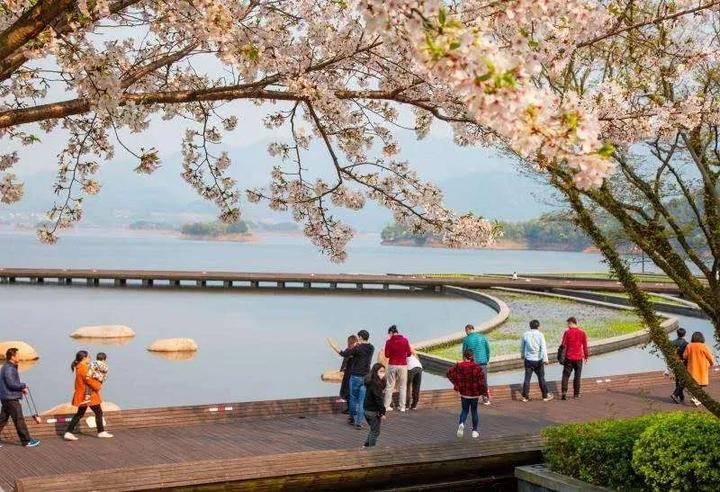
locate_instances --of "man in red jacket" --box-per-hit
[560,317,589,400]
[384,325,413,412]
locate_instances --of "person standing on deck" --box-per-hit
[328,330,374,428]
[405,353,423,410]
[362,363,387,448]
[520,320,554,402]
[447,349,487,439]
[462,324,491,405]
[339,335,358,414]
[64,350,114,440]
[560,317,588,400]
[670,327,688,404]
[0,348,40,448]
[683,331,716,407]
[383,325,413,412]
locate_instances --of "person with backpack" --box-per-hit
[683,331,716,407]
[559,317,588,400]
[670,328,688,404]
[362,363,387,447]
[461,324,491,404]
[520,320,553,402]
[0,348,40,447]
[447,349,487,439]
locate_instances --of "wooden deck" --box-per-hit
[0,267,685,293]
[2,370,717,491]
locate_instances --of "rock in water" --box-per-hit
[0,341,39,360]
[71,325,135,338]
[41,401,121,416]
[321,370,343,383]
[147,338,198,352]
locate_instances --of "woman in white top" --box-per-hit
[406,353,423,410]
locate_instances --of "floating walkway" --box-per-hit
[0,268,686,294]
[2,370,716,491]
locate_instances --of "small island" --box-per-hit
[180,221,257,242]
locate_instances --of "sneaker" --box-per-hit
[399,408,406,413]
[25,439,40,448]
[64,432,79,441]
[354,423,363,430]
[521,396,529,402]
[97,431,114,438]
[561,395,567,401]
[670,394,680,404]
[347,417,355,425]
[482,399,491,406]
[543,394,555,402]
[573,394,581,399]
[471,431,480,439]
[691,397,702,407]
[456,423,464,438]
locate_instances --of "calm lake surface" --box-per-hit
[1,230,712,411]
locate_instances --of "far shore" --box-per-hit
[381,238,599,254]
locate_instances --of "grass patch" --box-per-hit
[589,291,689,307]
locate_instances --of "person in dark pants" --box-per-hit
[0,348,40,447]
[560,317,589,400]
[520,320,553,402]
[362,363,387,447]
[405,353,423,410]
[339,335,358,413]
[64,350,113,440]
[670,328,689,404]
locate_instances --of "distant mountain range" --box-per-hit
[1,136,557,230]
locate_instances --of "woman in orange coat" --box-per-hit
[683,332,716,407]
[63,350,113,440]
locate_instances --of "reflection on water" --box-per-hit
[71,337,134,347]
[148,350,197,361]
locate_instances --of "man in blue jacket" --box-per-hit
[0,348,40,447]
[462,324,491,405]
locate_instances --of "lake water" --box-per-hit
[1,230,711,411]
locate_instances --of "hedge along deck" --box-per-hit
[4,371,719,492]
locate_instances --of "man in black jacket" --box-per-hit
[328,330,375,428]
[670,328,689,404]
[0,347,40,447]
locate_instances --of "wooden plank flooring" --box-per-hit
[2,373,718,491]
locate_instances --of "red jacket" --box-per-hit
[447,360,488,397]
[384,334,411,366]
[561,327,588,361]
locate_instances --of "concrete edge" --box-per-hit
[413,287,510,351]
[515,464,612,492]
[418,287,679,374]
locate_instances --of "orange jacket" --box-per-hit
[683,342,715,386]
[71,361,103,407]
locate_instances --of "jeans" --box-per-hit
[384,365,408,410]
[459,397,479,431]
[66,404,105,434]
[348,375,366,426]
[522,359,548,399]
[406,367,422,408]
[364,410,382,447]
[561,360,583,397]
[0,399,31,445]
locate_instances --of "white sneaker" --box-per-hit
[399,408,406,413]
[472,431,480,438]
[543,394,555,402]
[691,397,702,407]
[97,431,114,438]
[456,423,464,438]
[64,432,78,441]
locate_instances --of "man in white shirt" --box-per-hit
[519,319,554,402]
[405,353,423,410]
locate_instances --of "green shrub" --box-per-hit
[632,412,720,491]
[543,414,667,490]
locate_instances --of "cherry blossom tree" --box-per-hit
[4,1,720,413]
[360,0,720,415]
[0,0,497,261]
